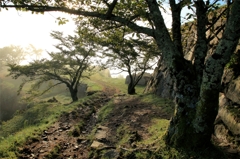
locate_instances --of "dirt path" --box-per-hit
[17,85,239,159]
[16,82,171,159]
[18,90,113,159]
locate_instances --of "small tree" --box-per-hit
[103,34,158,94]
[8,31,96,102]
[76,25,158,94]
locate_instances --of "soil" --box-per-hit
[17,85,240,159]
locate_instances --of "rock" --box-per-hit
[219,93,229,107]
[90,141,106,149]
[224,76,240,105]
[95,126,109,141]
[125,73,151,86]
[73,145,79,151]
[214,124,229,143]
[144,59,175,99]
[42,136,48,141]
[227,148,238,154]
[103,149,119,159]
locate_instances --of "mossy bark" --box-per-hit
[145,0,240,149]
[164,0,240,149]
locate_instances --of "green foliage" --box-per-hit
[75,18,158,94]
[56,17,69,25]
[7,31,97,101]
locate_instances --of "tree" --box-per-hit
[1,0,240,150]
[104,33,158,95]
[77,24,158,94]
[8,31,96,102]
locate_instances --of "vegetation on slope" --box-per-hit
[0,70,229,159]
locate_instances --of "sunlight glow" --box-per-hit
[0,8,76,51]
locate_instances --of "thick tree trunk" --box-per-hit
[164,0,240,149]
[145,0,240,149]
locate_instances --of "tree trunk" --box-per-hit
[69,87,78,102]
[145,0,240,149]
[128,82,136,95]
[164,0,240,149]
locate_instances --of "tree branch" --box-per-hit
[106,0,118,19]
[1,4,154,37]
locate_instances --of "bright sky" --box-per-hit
[0,6,174,77]
[0,0,224,51]
[0,7,174,51]
[0,8,76,51]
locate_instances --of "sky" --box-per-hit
[0,5,177,77]
[0,7,173,51]
[0,4,186,77]
[0,1,225,50]
[0,1,226,79]
[0,8,76,51]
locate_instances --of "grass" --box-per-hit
[116,124,131,145]
[1,71,225,159]
[0,101,73,158]
[45,145,61,159]
[0,89,104,159]
[138,118,169,146]
[88,72,146,94]
[140,93,175,115]
[97,100,114,123]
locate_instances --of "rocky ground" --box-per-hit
[18,91,110,159]
[17,87,240,159]
[17,84,172,159]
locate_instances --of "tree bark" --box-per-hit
[69,87,78,102]
[128,82,136,95]
[170,0,183,55]
[165,0,240,149]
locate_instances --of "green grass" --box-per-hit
[140,93,175,115]
[87,72,146,94]
[97,100,114,123]
[0,90,103,159]
[45,145,61,159]
[0,101,73,158]
[138,119,169,146]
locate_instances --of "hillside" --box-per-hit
[0,73,239,159]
